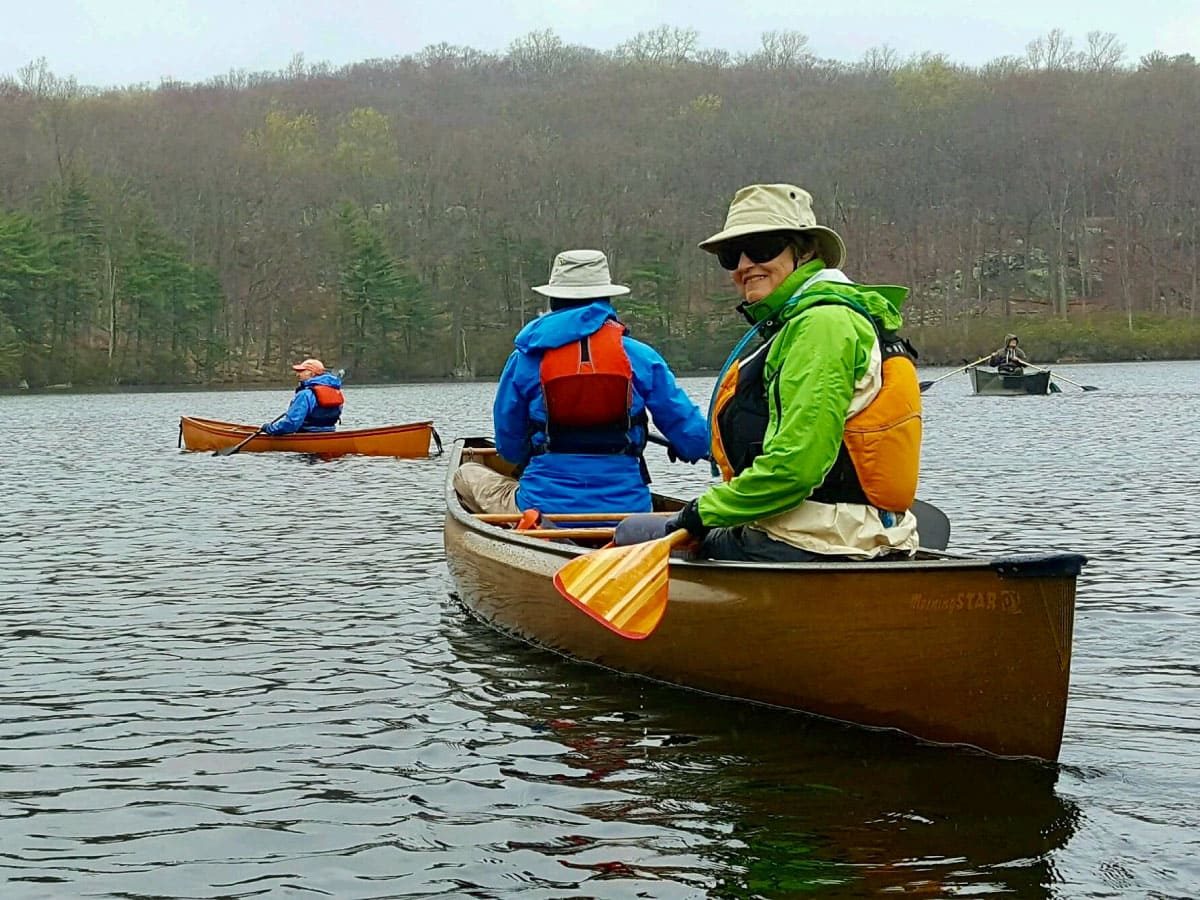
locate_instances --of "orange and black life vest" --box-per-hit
[298,382,344,428]
[710,300,922,512]
[534,319,646,456]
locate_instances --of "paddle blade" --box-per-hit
[213,428,264,456]
[1082,385,1100,391]
[554,530,689,639]
[918,381,933,392]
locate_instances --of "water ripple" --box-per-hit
[2,364,1198,897]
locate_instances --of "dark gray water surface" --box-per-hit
[2,361,1197,898]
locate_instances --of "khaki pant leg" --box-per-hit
[452,462,522,514]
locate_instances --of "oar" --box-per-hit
[554,529,693,639]
[919,355,991,392]
[1022,361,1099,391]
[214,415,284,457]
[556,498,954,639]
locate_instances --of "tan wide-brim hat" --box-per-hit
[699,183,846,269]
[532,249,631,299]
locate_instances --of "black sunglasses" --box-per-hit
[715,233,793,271]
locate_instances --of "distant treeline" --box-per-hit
[1,27,1198,387]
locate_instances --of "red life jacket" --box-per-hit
[537,319,642,455]
[298,382,344,429]
[310,384,344,408]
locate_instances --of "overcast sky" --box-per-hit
[3,0,1197,88]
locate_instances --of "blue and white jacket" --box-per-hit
[494,301,709,513]
[264,372,343,434]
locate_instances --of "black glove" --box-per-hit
[667,499,709,540]
[665,445,708,465]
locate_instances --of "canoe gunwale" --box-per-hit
[181,415,434,440]
[445,439,1085,579]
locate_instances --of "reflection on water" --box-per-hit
[1,361,1198,898]
[446,612,1079,898]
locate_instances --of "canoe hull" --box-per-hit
[180,416,438,458]
[444,440,1080,761]
[969,367,1052,395]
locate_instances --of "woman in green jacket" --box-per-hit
[619,183,924,561]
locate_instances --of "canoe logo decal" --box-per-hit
[910,591,1023,614]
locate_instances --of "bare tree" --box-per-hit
[860,44,900,77]
[613,26,699,66]
[1026,28,1078,70]
[747,30,814,69]
[1081,31,1126,72]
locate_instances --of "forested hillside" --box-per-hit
[1,28,1197,386]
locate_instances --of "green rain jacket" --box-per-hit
[698,258,909,528]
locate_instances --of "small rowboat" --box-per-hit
[443,437,1085,760]
[179,416,442,458]
[968,367,1053,395]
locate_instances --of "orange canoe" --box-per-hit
[180,416,442,458]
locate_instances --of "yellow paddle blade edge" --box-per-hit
[553,530,691,640]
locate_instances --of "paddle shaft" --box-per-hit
[1021,361,1099,391]
[476,511,673,523]
[215,412,289,457]
[919,354,992,391]
[217,428,266,457]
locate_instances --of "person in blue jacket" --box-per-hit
[453,249,709,516]
[263,358,345,435]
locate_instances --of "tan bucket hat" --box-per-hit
[532,249,631,299]
[699,183,846,269]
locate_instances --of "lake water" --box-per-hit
[2,361,1197,898]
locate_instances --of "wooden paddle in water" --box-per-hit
[919,354,991,392]
[214,414,285,457]
[554,529,693,640]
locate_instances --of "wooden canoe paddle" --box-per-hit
[554,499,952,640]
[553,529,693,640]
[214,414,285,457]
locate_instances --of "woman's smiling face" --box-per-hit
[731,243,799,304]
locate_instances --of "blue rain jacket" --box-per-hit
[494,301,709,513]
[263,372,343,435]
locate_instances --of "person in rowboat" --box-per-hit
[988,334,1029,374]
[262,358,344,435]
[453,249,710,516]
[617,183,923,561]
